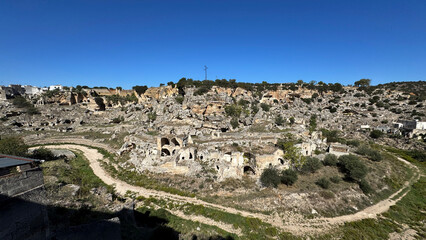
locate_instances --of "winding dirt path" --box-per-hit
[40,144,420,236]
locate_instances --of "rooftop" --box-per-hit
[0,154,40,169]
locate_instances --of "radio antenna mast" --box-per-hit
[204,65,208,80]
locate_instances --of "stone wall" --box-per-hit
[0,168,44,197]
[0,169,49,240]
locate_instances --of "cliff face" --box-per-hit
[141,85,178,101]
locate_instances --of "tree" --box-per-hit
[260,167,281,188]
[0,137,29,156]
[280,169,298,186]
[284,145,305,169]
[300,157,322,174]
[132,85,148,96]
[324,154,338,166]
[225,105,242,117]
[354,79,371,88]
[338,155,368,181]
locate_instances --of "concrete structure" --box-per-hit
[0,88,6,100]
[48,85,63,91]
[398,120,426,130]
[328,143,350,156]
[0,154,48,240]
[23,85,43,95]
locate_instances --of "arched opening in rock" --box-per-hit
[161,138,170,147]
[279,158,284,165]
[216,165,220,170]
[221,128,228,133]
[189,152,193,159]
[161,148,171,156]
[200,155,203,160]
[243,166,255,175]
[171,138,180,146]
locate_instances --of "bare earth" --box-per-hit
[40,144,420,236]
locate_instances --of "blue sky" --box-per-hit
[0,0,425,88]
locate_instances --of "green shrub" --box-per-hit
[324,154,338,166]
[13,96,32,108]
[359,178,373,194]
[230,118,239,129]
[260,103,271,112]
[316,177,330,189]
[330,176,341,183]
[12,96,39,115]
[370,130,384,139]
[356,145,382,162]
[301,157,322,174]
[225,104,242,117]
[175,95,184,104]
[275,115,285,126]
[338,154,368,181]
[260,167,281,188]
[31,147,55,161]
[280,169,298,186]
[0,136,29,156]
[346,139,361,147]
[319,190,335,199]
[148,112,157,122]
[194,85,210,95]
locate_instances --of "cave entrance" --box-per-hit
[161,148,171,156]
[243,166,255,175]
[171,138,180,146]
[161,138,170,147]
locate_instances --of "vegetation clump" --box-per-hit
[300,157,322,174]
[356,145,383,162]
[370,129,384,139]
[260,167,281,188]
[280,169,298,186]
[338,154,368,181]
[0,136,29,156]
[324,154,338,166]
[12,96,40,115]
[316,177,330,189]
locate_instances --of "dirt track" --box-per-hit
[41,143,420,235]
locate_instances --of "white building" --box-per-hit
[48,85,63,91]
[23,85,43,95]
[398,120,426,130]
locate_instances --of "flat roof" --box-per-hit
[0,154,40,169]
